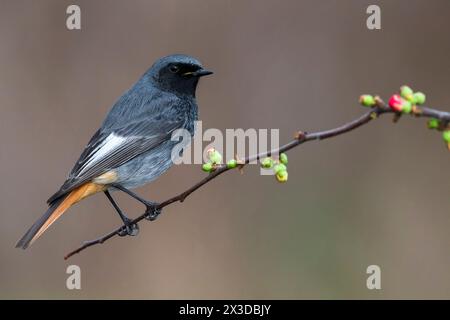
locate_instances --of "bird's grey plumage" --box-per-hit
[16,54,211,250]
[47,54,206,204]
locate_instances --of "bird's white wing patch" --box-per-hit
[76,133,127,176]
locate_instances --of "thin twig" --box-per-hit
[64,99,450,259]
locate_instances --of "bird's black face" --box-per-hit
[151,56,213,96]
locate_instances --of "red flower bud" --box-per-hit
[389,94,404,112]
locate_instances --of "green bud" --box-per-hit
[226,159,238,169]
[276,170,288,183]
[273,163,287,174]
[400,85,414,101]
[402,100,412,114]
[261,157,274,169]
[427,118,440,129]
[359,95,376,107]
[443,130,450,143]
[413,92,426,105]
[279,153,288,165]
[207,149,222,164]
[202,162,213,172]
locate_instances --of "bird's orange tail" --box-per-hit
[16,182,105,249]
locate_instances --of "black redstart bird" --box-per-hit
[16,54,212,249]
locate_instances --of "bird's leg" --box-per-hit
[112,184,162,221]
[104,190,139,237]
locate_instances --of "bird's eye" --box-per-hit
[169,65,179,73]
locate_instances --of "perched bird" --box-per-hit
[16,54,212,249]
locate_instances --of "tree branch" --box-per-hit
[64,98,450,259]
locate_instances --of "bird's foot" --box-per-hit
[144,202,162,221]
[118,218,140,237]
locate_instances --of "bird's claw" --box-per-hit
[118,219,139,237]
[144,202,161,221]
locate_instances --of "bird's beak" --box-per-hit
[183,69,213,77]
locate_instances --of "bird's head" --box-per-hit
[146,54,213,96]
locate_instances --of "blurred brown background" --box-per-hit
[1,0,449,299]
